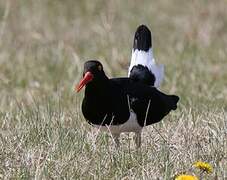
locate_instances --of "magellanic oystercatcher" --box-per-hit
[128,25,164,87]
[76,60,179,147]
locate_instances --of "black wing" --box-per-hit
[110,78,179,127]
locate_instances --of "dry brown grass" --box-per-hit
[0,0,226,179]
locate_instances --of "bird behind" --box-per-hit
[128,25,164,87]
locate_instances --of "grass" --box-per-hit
[0,0,226,179]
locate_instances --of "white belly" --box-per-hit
[93,111,142,134]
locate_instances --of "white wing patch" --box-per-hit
[128,48,164,88]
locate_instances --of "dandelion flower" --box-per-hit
[175,174,199,180]
[193,161,213,174]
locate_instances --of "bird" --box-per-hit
[76,60,179,148]
[128,24,164,87]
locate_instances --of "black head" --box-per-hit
[76,60,106,92]
[82,60,104,76]
[133,25,152,51]
[129,64,155,86]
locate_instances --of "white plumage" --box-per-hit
[93,110,142,134]
[128,48,164,88]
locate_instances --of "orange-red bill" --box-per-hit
[76,71,94,92]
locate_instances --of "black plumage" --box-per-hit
[77,60,179,128]
[129,64,156,86]
[133,25,152,51]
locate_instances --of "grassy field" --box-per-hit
[0,0,226,179]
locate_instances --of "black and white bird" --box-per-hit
[128,25,164,87]
[76,60,179,147]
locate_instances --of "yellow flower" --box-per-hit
[175,174,199,180]
[193,161,213,174]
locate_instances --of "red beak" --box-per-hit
[76,72,94,92]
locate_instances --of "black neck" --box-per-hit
[85,74,109,97]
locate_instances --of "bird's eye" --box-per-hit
[98,65,102,71]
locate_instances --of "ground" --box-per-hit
[0,0,226,179]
